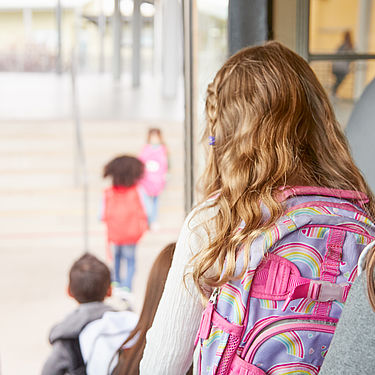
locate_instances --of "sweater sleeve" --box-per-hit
[319,274,375,375]
[140,206,215,374]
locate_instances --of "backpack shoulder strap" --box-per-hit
[61,338,86,375]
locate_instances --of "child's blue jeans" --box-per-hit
[113,244,136,290]
[143,194,159,225]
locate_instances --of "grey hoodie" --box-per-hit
[41,302,112,375]
[320,273,375,375]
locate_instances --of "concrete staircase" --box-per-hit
[0,119,184,374]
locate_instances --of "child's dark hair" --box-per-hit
[103,155,144,187]
[69,253,111,303]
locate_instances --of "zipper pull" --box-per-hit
[195,288,220,346]
[209,287,220,305]
[195,301,214,345]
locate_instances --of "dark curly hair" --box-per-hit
[103,155,144,187]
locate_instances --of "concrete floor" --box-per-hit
[0,73,185,374]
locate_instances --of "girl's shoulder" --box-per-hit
[185,198,219,234]
[319,272,375,375]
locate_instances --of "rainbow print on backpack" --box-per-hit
[195,187,375,375]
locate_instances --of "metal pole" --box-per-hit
[309,53,375,61]
[71,48,89,252]
[113,0,122,80]
[296,0,310,61]
[56,0,63,74]
[98,0,106,73]
[182,0,196,213]
[132,0,142,87]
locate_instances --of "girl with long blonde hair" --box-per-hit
[139,42,375,374]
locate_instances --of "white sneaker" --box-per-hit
[113,286,134,304]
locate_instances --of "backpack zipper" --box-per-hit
[242,317,336,362]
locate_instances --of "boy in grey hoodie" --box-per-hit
[41,253,113,375]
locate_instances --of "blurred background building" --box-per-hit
[0,0,374,373]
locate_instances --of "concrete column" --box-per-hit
[132,0,142,87]
[162,0,182,98]
[98,0,106,73]
[228,0,268,56]
[23,8,33,40]
[113,0,122,81]
[56,0,63,74]
[354,0,373,99]
[153,0,162,76]
[23,8,33,70]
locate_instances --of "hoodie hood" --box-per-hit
[49,302,112,344]
[79,310,138,375]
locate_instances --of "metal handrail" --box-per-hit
[71,47,89,252]
[309,53,375,62]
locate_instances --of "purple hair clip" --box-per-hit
[209,136,216,146]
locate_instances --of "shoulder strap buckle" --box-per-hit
[282,280,350,311]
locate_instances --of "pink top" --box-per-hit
[139,144,168,196]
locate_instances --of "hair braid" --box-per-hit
[205,61,239,140]
[206,82,220,138]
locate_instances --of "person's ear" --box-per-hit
[67,285,74,298]
[106,285,112,298]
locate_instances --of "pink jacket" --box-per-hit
[139,144,168,196]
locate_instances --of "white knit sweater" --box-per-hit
[140,205,218,374]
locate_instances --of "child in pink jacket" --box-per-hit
[139,128,168,227]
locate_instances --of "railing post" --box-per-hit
[71,48,89,252]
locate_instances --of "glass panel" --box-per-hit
[0,2,184,373]
[191,0,228,192]
[310,59,375,127]
[310,0,375,55]
[196,0,228,110]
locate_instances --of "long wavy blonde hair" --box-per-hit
[192,41,375,297]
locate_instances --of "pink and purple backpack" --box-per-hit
[195,186,375,375]
[139,144,168,197]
